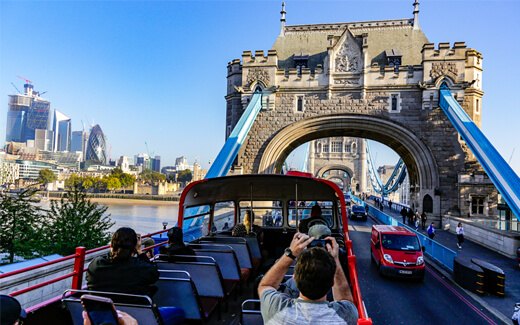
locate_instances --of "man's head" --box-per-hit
[0,295,26,325]
[310,205,322,217]
[111,227,138,261]
[294,247,336,300]
[167,227,184,245]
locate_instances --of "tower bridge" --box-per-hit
[225,2,493,219]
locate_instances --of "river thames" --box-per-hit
[40,199,180,235]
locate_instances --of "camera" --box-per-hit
[308,239,332,248]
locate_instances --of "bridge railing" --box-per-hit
[1,228,169,312]
[352,196,457,272]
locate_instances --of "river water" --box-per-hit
[39,200,180,235]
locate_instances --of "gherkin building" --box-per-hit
[85,124,107,164]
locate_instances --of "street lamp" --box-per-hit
[161,221,168,237]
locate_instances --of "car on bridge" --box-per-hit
[371,225,425,281]
[350,204,367,221]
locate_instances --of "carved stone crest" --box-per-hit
[430,62,458,80]
[246,69,270,87]
[334,78,359,85]
[335,34,361,73]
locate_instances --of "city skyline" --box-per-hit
[1,1,519,175]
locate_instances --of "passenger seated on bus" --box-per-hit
[0,294,26,325]
[142,237,156,259]
[298,204,328,234]
[232,210,264,242]
[258,233,358,324]
[159,227,195,259]
[282,225,350,299]
[87,227,159,298]
[86,227,185,325]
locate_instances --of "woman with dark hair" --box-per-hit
[86,227,159,297]
[159,226,195,258]
[86,227,185,325]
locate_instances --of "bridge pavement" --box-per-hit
[364,199,519,324]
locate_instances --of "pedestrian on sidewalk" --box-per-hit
[400,206,407,224]
[365,204,369,215]
[407,208,414,226]
[414,215,420,231]
[427,222,435,239]
[421,211,427,230]
[456,222,465,249]
[389,200,393,210]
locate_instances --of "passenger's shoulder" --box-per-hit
[330,300,359,319]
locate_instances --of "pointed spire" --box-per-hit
[412,1,420,30]
[279,2,286,37]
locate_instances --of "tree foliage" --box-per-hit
[38,169,57,185]
[40,186,114,256]
[177,169,193,184]
[140,169,166,182]
[0,189,44,263]
[64,171,135,193]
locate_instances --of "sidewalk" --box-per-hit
[366,199,519,324]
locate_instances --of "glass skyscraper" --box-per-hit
[6,84,51,143]
[85,124,107,164]
[53,109,71,152]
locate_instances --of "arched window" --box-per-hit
[317,143,322,153]
[423,194,433,213]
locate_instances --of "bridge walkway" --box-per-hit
[363,199,520,324]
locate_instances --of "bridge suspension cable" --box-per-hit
[365,139,407,195]
[439,83,520,221]
[299,142,310,173]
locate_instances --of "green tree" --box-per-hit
[106,177,121,192]
[140,169,166,182]
[82,178,94,190]
[41,186,114,256]
[111,168,123,177]
[0,189,44,263]
[119,173,136,193]
[38,169,57,185]
[177,169,193,184]
[65,174,82,188]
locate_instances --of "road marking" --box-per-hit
[427,267,498,325]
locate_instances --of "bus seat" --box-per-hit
[241,299,263,325]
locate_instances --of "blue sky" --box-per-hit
[1,0,519,176]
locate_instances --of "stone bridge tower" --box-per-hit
[225,2,496,218]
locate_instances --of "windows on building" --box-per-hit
[322,144,329,153]
[331,141,342,153]
[296,95,304,112]
[471,196,485,215]
[388,93,401,113]
[345,144,351,153]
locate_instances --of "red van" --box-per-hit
[370,225,425,281]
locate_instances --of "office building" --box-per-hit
[151,156,161,172]
[16,159,59,180]
[53,109,71,152]
[85,124,107,165]
[71,130,89,159]
[34,129,54,151]
[6,83,51,143]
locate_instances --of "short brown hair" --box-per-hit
[294,247,336,300]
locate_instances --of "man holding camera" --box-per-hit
[258,233,358,324]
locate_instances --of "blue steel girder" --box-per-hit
[439,83,520,221]
[205,92,263,179]
[365,139,407,195]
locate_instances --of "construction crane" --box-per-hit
[17,76,33,84]
[11,83,21,94]
[108,145,112,162]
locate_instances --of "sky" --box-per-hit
[1,0,519,176]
